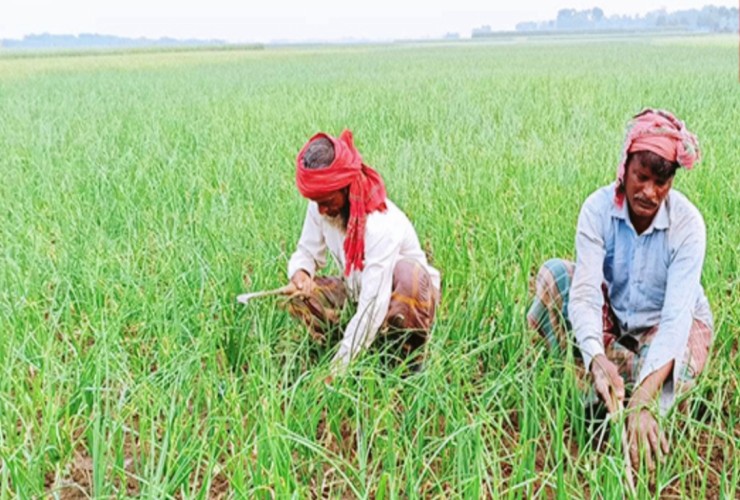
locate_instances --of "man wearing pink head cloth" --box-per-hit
[285,130,440,374]
[528,109,713,470]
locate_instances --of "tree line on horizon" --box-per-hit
[0,33,227,50]
[473,5,739,36]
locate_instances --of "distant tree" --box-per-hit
[556,9,577,29]
[592,7,604,23]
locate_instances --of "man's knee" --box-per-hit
[532,258,574,310]
[392,258,425,286]
[388,259,437,332]
[285,276,347,333]
[675,319,714,394]
[537,258,574,287]
[528,258,575,351]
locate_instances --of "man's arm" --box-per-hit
[569,194,627,411]
[626,212,705,469]
[636,213,706,404]
[569,195,608,371]
[331,219,402,371]
[288,204,327,281]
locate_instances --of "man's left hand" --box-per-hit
[627,406,669,471]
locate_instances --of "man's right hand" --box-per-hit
[590,354,625,414]
[290,270,314,297]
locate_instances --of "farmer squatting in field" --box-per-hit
[528,109,713,471]
[285,130,441,375]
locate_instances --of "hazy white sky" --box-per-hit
[0,1,736,43]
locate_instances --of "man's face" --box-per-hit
[313,189,348,218]
[312,189,349,231]
[624,154,673,224]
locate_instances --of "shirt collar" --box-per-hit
[611,194,670,234]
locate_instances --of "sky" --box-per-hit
[0,1,736,43]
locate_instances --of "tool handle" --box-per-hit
[236,284,296,304]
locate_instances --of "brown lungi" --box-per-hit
[286,259,439,359]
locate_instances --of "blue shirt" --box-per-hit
[570,183,712,394]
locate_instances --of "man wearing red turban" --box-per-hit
[528,109,712,472]
[286,130,441,373]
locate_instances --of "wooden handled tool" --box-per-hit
[236,284,298,305]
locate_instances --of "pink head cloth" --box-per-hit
[614,109,700,207]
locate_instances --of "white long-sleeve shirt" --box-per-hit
[288,199,441,369]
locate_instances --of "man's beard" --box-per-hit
[322,204,349,233]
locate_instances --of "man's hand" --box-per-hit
[624,359,673,470]
[590,354,625,414]
[627,407,669,470]
[290,270,314,297]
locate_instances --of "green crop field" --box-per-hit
[0,35,738,498]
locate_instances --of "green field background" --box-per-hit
[0,36,738,497]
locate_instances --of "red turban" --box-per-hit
[296,130,387,276]
[615,109,700,207]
